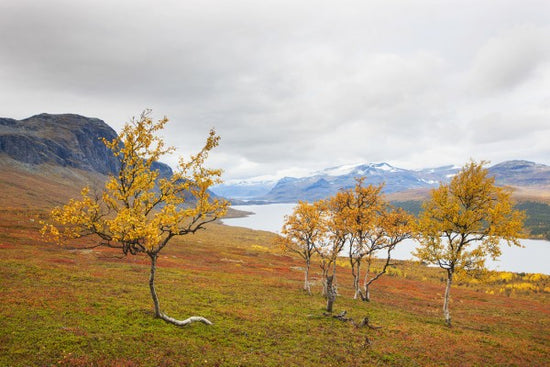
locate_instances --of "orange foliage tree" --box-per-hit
[414,161,525,327]
[316,195,348,312]
[279,200,326,295]
[337,178,413,301]
[41,110,229,326]
[279,178,413,311]
[357,206,413,302]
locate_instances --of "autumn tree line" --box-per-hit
[279,163,525,327]
[278,179,413,312]
[42,110,525,329]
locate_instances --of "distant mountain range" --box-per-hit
[212,161,550,203]
[1,114,549,205]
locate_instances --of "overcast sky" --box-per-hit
[1,0,549,181]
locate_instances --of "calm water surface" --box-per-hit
[223,203,550,274]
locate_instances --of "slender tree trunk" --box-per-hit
[351,258,362,300]
[326,275,336,313]
[321,266,328,297]
[148,252,212,326]
[304,258,311,295]
[443,269,453,327]
[362,257,372,302]
[332,260,338,295]
[362,250,392,302]
[149,253,162,317]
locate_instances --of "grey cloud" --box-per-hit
[469,25,550,93]
[1,0,550,180]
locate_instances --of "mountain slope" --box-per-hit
[0,113,119,174]
[0,113,174,177]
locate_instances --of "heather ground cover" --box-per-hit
[0,208,548,366]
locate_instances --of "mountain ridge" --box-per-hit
[1,114,549,204]
[213,160,550,203]
[0,113,173,178]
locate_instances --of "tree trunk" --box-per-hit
[351,258,362,300]
[361,250,392,302]
[363,284,371,302]
[149,253,162,317]
[326,275,336,313]
[148,252,212,326]
[304,258,311,295]
[362,258,372,302]
[443,270,453,327]
[321,266,329,297]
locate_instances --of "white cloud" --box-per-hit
[1,0,550,180]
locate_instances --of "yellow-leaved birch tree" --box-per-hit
[414,161,524,327]
[41,110,229,326]
[279,200,326,295]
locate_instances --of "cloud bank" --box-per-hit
[1,0,549,179]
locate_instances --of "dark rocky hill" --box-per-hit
[0,113,172,177]
[0,114,119,174]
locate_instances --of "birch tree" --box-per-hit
[414,161,524,327]
[342,179,413,301]
[342,179,385,300]
[279,200,325,294]
[361,208,412,301]
[315,195,347,313]
[41,110,229,326]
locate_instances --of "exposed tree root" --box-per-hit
[159,312,213,326]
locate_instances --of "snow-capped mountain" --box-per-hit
[210,179,278,200]
[259,162,457,202]
[211,161,550,203]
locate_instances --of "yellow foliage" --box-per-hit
[279,200,326,261]
[415,160,525,273]
[251,244,269,252]
[526,273,547,282]
[505,282,537,292]
[41,110,229,256]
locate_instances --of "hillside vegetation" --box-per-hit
[393,200,550,241]
[0,112,549,365]
[1,202,549,366]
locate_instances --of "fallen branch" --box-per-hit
[323,310,381,348]
[323,311,382,329]
[355,316,382,330]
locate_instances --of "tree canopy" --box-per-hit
[414,160,525,326]
[279,200,326,294]
[42,110,229,326]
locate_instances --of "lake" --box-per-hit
[223,203,550,275]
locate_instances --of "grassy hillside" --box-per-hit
[516,201,550,240]
[0,164,548,366]
[1,205,549,366]
[392,200,550,241]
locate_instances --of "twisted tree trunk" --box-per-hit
[148,253,212,326]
